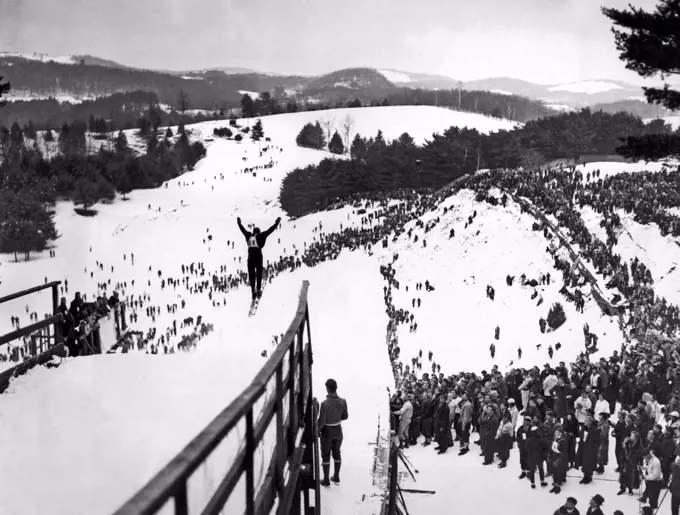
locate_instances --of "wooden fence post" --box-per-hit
[52,283,61,344]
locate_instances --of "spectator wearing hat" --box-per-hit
[577,413,600,484]
[458,392,473,455]
[553,496,579,515]
[563,411,579,469]
[618,429,643,495]
[612,411,629,472]
[596,412,610,474]
[480,404,499,465]
[517,416,532,479]
[318,378,348,487]
[585,494,604,515]
[550,377,569,421]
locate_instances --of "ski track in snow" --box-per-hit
[0,106,672,515]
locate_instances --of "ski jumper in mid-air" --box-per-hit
[237,216,281,299]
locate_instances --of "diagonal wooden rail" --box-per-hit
[113,280,320,515]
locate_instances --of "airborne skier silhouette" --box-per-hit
[237,216,281,300]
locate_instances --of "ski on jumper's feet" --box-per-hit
[248,289,263,317]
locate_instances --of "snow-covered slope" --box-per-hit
[0,51,77,65]
[387,188,625,373]
[548,81,623,95]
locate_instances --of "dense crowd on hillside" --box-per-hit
[374,163,680,514]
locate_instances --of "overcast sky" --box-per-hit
[0,0,666,84]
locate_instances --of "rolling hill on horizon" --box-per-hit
[0,52,675,120]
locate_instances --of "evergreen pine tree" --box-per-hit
[252,119,265,141]
[115,130,128,153]
[147,131,159,154]
[602,2,680,109]
[165,127,173,138]
[328,131,345,154]
[241,94,256,118]
[350,134,367,159]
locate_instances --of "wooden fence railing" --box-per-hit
[0,281,64,392]
[113,280,321,515]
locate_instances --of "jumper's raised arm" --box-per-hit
[263,217,282,238]
[237,217,251,239]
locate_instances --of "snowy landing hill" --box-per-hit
[0,105,663,515]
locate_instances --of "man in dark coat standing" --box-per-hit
[318,378,348,487]
[577,413,601,484]
[480,404,499,465]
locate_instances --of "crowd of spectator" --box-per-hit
[381,163,680,514]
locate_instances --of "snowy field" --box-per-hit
[0,104,661,515]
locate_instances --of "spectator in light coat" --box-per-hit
[574,392,592,425]
[594,393,610,419]
[393,395,413,448]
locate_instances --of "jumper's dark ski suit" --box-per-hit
[237,217,280,297]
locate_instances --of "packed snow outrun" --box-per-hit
[0,93,680,515]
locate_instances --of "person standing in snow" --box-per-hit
[574,391,592,428]
[393,394,413,449]
[318,378,348,487]
[237,216,281,299]
[458,392,473,455]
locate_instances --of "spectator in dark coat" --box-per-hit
[549,427,569,493]
[669,455,680,515]
[552,496,580,515]
[618,429,642,495]
[69,292,84,323]
[577,414,601,484]
[480,405,499,465]
[434,396,453,454]
[551,378,568,420]
[517,417,531,479]
[527,422,546,488]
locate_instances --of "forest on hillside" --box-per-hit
[0,91,227,130]
[0,79,207,260]
[280,108,680,217]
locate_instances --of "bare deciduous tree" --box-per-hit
[341,114,355,153]
[320,117,335,143]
